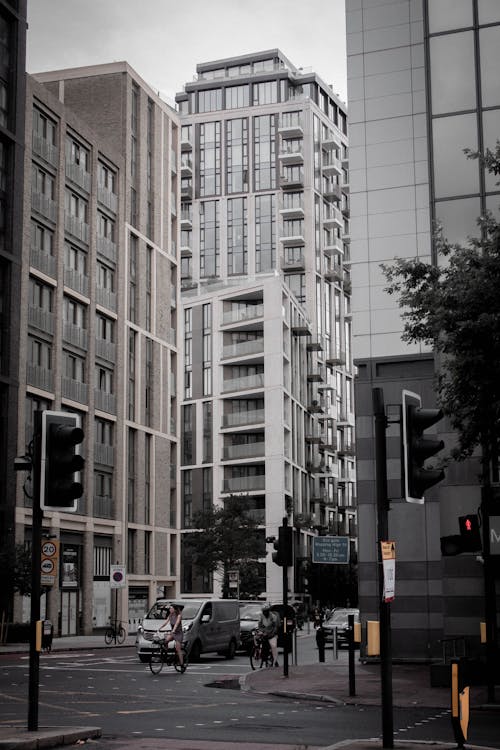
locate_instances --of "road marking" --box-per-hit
[117,709,163,715]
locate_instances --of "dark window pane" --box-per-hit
[430,32,476,115]
[428,0,472,32]
[434,197,480,245]
[478,0,500,24]
[432,114,478,198]
[480,27,500,107]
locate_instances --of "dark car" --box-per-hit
[323,608,360,647]
[239,602,264,653]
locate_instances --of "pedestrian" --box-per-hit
[258,605,281,667]
[160,604,185,672]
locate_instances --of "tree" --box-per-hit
[0,544,32,604]
[382,142,500,477]
[183,496,264,598]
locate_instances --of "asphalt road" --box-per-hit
[0,646,498,748]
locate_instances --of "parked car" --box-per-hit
[239,601,264,653]
[136,599,240,663]
[322,608,360,647]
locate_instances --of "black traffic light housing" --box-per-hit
[402,390,445,503]
[41,411,84,512]
[270,522,293,567]
[441,513,482,556]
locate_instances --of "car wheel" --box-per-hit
[138,654,150,663]
[224,639,236,660]
[189,640,202,662]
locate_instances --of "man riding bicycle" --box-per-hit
[257,605,281,667]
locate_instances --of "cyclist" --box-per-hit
[159,604,185,672]
[257,605,281,667]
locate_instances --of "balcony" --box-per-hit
[32,133,58,166]
[278,121,303,139]
[279,231,305,248]
[28,305,55,335]
[94,442,114,466]
[180,157,193,177]
[26,363,53,392]
[306,430,324,444]
[326,350,346,367]
[322,154,342,177]
[324,266,343,284]
[64,267,89,297]
[61,376,88,404]
[222,372,264,393]
[281,251,305,273]
[323,181,342,201]
[222,304,263,326]
[292,321,311,336]
[222,408,265,428]
[30,247,56,278]
[96,235,117,262]
[181,184,193,201]
[307,365,325,382]
[66,161,91,192]
[181,137,192,151]
[280,170,304,190]
[322,137,338,152]
[63,322,88,350]
[180,243,192,257]
[307,337,324,352]
[95,285,117,311]
[32,191,57,223]
[95,337,116,362]
[222,338,264,360]
[98,185,118,213]
[222,441,265,460]
[65,213,89,244]
[222,475,265,493]
[94,389,116,414]
[280,204,304,221]
[180,213,192,230]
[323,205,344,229]
[94,494,114,519]
[308,399,324,414]
[278,146,303,166]
[338,444,355,457]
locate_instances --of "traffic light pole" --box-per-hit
[481,483,497,703]
[28,410,43,731]
[373,388,394,749]
[282,516,289,678]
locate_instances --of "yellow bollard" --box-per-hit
[367,620,380,656]
[480,622,486,643]
[35,620,42,652]
[354,622,361,643]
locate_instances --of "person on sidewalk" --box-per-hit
[258,605,281,667]
[159,604,185,672]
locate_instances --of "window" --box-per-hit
[226,85,249,110]
[129,233,137,323]
[202,401,212,463]
[253,81,278,106]
[128,428,136,522]
[182,470,192,528]
[98,162,116,193]
[97,261,114,292]
[430,32,476,115]
[28,335,52,369]
[199,121,221,196]
[128,329,136,420]
[184,308,192,399]
[254,115,276,191]
[66,136,89,171]
[130,187,137,226]
[203,303,212,396]
[65,189,88,221]
[32,165,54,199]
[198,88,222,113]
[182,404,194,465]
[145,433,151,524]
[64,296,86,328]
[200,200,220,278]
[29,278,53,312]
[146,246,152,331]
[145,337,153,425]
[255,194,275,272]
[96,313,114,343]
[96,365,114,394]
[227,197,247,274]
[63,350,85,382]
[32,108,56,146]
[226,118,248,193]
[95,417,113,447]
[31,221,53,256]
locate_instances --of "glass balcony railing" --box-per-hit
[223,441,265,460]
[222,475,265,493]
[222,408,265,428]
[222,338,264,359]
[222,372,265,393]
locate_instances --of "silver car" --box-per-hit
[322,608,360,647]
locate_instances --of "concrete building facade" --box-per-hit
[175,50,355,603]
[346,0,500,658]
[15,64,180,635]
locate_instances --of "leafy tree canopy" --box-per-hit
[382,142,500,467]
[184,496,264,598]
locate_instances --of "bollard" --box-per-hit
[316,625,326,662]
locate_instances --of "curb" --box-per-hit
[0,727,101,750]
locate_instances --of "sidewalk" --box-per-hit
[0,636,498,750]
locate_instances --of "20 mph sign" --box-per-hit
[41,539,59,587]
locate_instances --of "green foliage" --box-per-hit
[382,143,500,467]
[184,496,263,597]
[0,544,32,597]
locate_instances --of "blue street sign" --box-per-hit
[312,536,350,564]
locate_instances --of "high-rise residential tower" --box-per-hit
[346,0,500,658]
[175,50,354,602]
[15,63,180,635]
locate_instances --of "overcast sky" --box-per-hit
[27,0,347,108]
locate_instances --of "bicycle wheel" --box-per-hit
[149,651,163,675]
[249,644,261,670]
[117,626,126,644]
[104,629,113,645]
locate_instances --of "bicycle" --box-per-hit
[104,619,126,645]
[249,628,274,670]
[149,631,188,675]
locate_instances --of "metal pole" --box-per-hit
[283,517,289,677]
[373,388,394,748]
[348,613,356,696]
[481,485,497,703]
[28,411,43,731]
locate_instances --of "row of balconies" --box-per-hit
[26,362,117,412]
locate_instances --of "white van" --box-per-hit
[136,599,240,662]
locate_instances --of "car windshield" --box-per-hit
[146,601,202,621]
[327,610,359,625]
[240,604,262,620]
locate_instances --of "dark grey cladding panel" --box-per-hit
[192,304,205,401]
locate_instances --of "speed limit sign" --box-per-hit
[41,539,59,586]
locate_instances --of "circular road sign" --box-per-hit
[42,541,57,557]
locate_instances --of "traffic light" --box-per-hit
[270,522,293,567]
[402,390,445,504]
[441,513,482,556]
[458,514,482,552]
[41,411,84,512]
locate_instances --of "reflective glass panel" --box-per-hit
[480,27,500,107]
[482,109,500,192]
[432,114,479,198]
[434,197,480,245]
[478,0,500,24]
[428,0,472,32]
[430,32,476,115]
